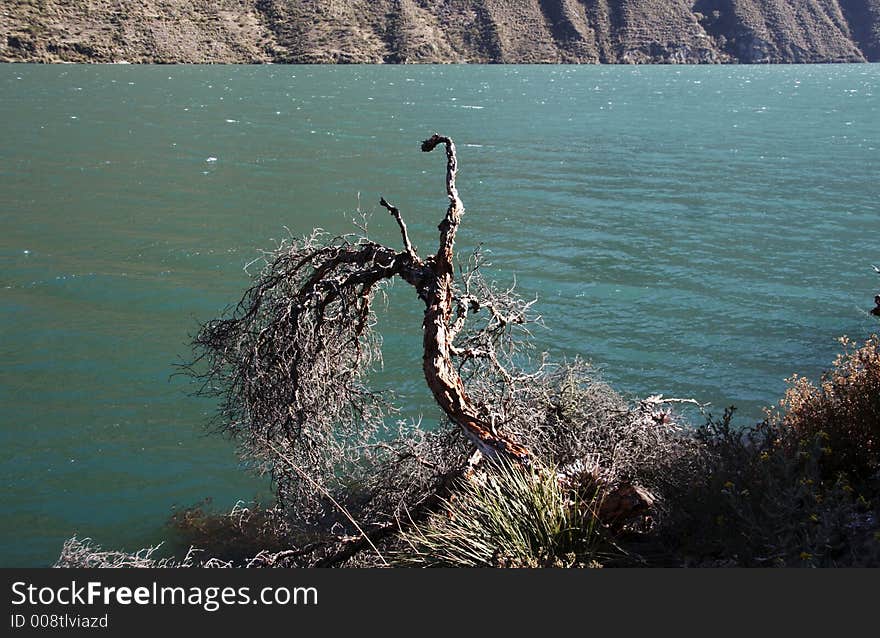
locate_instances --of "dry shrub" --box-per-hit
[660,408,878,566]
[509,362,707,496]
[167,500,294,565]
[393,363,713,567]
[660,335,880,567]
[772,335,880,482]
[54,537,199,568]
[169,135,707,566]
[53,535,315,569]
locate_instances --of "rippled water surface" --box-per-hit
[1,64,877,565]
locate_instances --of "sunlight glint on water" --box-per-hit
[1,64,877,565]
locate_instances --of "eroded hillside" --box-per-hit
[2,0,877,63]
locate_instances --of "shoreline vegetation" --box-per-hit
[3,1,879,65]
[54,135,880,568]
[55,334,880,568]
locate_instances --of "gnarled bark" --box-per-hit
[385,134,532,465]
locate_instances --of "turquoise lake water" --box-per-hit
[1,64,878,566]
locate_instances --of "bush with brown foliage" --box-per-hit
[657,337,880,567]
[772,335,880,482]
[657,408,877,566]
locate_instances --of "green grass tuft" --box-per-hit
[395,460,611,568]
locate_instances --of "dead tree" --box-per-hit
[187,133,667,557]
[191,134,536,519]
[387,135,532,465]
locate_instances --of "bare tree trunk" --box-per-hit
[384,135,532,465]
[417,135,532,465]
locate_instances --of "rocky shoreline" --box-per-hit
[2,1,878,64]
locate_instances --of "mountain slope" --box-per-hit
[1,0,877,63]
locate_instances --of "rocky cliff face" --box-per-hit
[2,0,877,63]
[695,0,874,62]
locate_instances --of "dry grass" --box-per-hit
[54,537,198,568]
